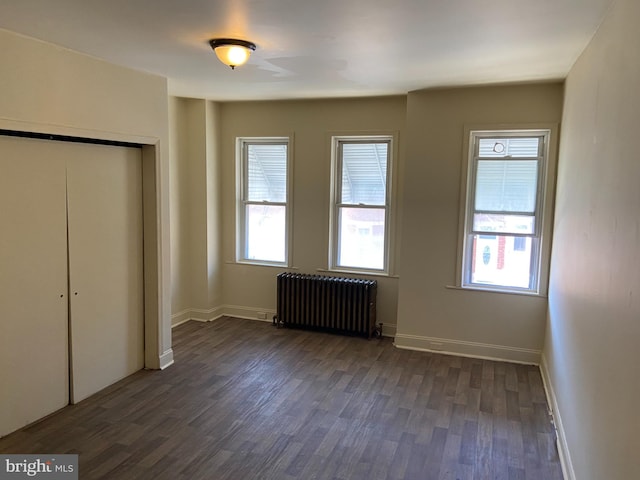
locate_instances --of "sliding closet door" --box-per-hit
[0,136,69,437]
[66,143,144,403]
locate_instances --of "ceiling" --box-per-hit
[0,0,613,101]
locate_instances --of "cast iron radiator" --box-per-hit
[273,273,379,338]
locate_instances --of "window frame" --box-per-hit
[236,137,292,266]
[329,135,394,274]
[458,128,553,295]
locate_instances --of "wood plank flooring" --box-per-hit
[0,317,564,479]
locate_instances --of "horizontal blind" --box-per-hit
[475,160,538,213]
[341,142,388,205]
[246,143,287,202]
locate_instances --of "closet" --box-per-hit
[0,134,144,437]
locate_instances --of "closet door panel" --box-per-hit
[0,136,69,436]
[66,144,144,403]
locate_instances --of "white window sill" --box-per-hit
[318,268,399,279]
[227,260,299,269]
[445,284,547,298]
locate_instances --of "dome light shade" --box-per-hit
[209,38,256,69]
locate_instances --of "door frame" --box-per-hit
[0,120,172,371]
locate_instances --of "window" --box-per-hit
[330,136,393,273]
[461,130,550,293]
[237,138,289,265]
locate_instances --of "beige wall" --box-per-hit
[169,97,191,316]
[0,29,168,142]
[206,101,224,310]
[543,0,640,478]
[170,97,223,324]
[0,28,172,368]
[396,84,564,362]
[173,87,565,354]
[217,97,407,330]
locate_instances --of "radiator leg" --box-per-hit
[273,315,283,328]
[373,322,383,338]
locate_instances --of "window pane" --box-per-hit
[341,143,387,205]
[475,160,538,212]
[247,144,287,202]
[472,213,535,234]
[246,204,286,262]
[469,234,532,289]
[337,207,385,270]
[478,137,540,157]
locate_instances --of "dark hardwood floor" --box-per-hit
[0,317,563,479]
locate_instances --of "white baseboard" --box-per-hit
[171,305,275,327]
[158,348,174,370]
[394,332,541,365]
[170,308,193,327]
[223,304,276,322]
[189,306,226,322]
[540,355,575,480]
[171,306,226,326]
[171,305,397,337]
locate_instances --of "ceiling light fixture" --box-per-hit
[209,38,256,70]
